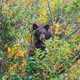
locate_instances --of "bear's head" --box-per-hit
[33,23,52,49]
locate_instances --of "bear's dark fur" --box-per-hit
[33,23,52,49]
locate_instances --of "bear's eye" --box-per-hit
[39,30,46,34]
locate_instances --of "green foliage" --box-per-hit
[0,0,80,80]
[63,0,80,22]
[64,0,80,13]
[0,16,16,46]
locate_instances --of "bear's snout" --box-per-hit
[40,34,45,41]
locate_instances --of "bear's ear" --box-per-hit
[44,24,49,30]
[33,23,38,30]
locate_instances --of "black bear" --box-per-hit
[28,23,52,56]
[33,23,52,49]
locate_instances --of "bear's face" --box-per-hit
[33,23,52,48]
[33,23,52,41]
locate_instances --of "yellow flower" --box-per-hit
[6,47,11,53]
[15,50,25,57]
[5,43,21,58]
[36,16,48,24]
[5,47,14,58]
[54,23,62,34]
[36,7,48,24]
[38,8,47,17]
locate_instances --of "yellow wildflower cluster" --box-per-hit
[36,8,48,24]
[15,50,25,57]
[51,23,64,35]
[54,23,62,34]
[6,44,25,58]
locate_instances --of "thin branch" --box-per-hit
[47,0,53,25]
